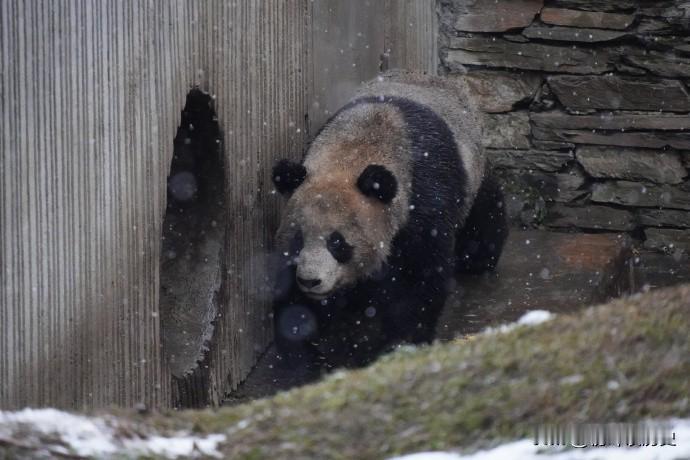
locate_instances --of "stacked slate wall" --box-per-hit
[439,0,690,255]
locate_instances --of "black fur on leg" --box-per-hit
[456,174,508,274]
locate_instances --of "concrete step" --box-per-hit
[627,249,690,295]
[437,230,631,339]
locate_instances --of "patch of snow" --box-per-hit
[0,408,226,458]
[560,374,584,385]
[484,309,554,334]
[129,434,226,458]
[392,453,464,460]
[517,310,553,326]
[607,380,621,391]
[391,419,690,460]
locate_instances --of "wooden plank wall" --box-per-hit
[201,0,309,406]
[386,0,438,73]
[0,0,200,410]
[309,0,437,133]
[0,0,435,410]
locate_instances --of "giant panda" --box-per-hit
[271,70,507,369]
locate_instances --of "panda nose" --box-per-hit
[297,277,321,289]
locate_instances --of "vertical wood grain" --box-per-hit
[188,0,310,405]
[309,0,437,133]
[0,0,198,409]
[385,0,438,74]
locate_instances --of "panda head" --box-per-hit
[272,159,399,300]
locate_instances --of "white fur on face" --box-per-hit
[276,179,389,300]
[295,243,341,299]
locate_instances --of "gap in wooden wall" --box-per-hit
[159,89,227,408]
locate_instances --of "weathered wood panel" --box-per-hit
[309,1,387,132]
[386,0,438,74]
[1,0,184,409]
[0,0,308,409]
[0,0,436,409]
[309,0,436,133]
[201,0,309,406]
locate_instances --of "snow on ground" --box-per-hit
[0,408,225,458]
[516,310,554,326]
[483,309,554,334]
[391,419,690,460]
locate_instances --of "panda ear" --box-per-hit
[272,159,307,195]
[357,165,397,204]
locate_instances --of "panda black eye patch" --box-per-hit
[327,231,353,263]
[356,164,397,203]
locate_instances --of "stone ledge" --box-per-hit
[444,37,615,74]
[523,24,628,42]
[438,230,631,339]
[544,203,635,231]
[576,146,686,185]
[449,0,544,32]
[531,110,690,131]
[591,181,690,210]
[547,75,690,112]
[621,49,690,78]
[487,148,572,172]
[637,209,690,228]
[549,0,636,12]
[532,139,575,151]
[540,7,635,30]
[532,126,690,150]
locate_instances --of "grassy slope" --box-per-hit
[2,285,689,459]
[158,284,690,459]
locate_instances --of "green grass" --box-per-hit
[150,284,690,459]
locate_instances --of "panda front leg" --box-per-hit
[271,257,323,368]
[380,275,448,346]
[273,291,321,368]
[455,174,509,274]
[274,285,391,369]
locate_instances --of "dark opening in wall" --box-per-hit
[160,89,226,408]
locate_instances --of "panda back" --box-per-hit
[356,71,485,209]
